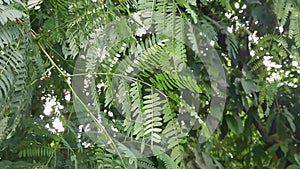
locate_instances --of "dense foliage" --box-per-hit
[1,0,300,168]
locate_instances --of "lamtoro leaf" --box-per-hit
[290,13,300,47]
[0,117,8,143]
[0,5,24,25]
[1,0,300,168]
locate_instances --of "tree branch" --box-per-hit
[253,114,275,146]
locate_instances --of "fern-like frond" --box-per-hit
[117,78,135,135]
[274,0,292,26]
[152,146,180,169]
[0,23,21,48]
[0,4,24,25]
[225,33,239,59]
[138,0,161,30]
[79,2,221,167]
[162,121,186,150]
[135,36,172,71]
[141,88,163,145]
[130,81,143,118]
[124,80,143,135]
[162,120,185,166]
[0,160,46,168]
[199,19,218,42]
[29,44,45,75]
[249,58,265,72]
[248,34,289,72]
[149,72,201,93]
[138,0,187,49]
[62,30,81,59]
[137,158,156,169]
[0,0,16,5]
[290,13,300,47]
[131,87,164,148]
[95,147,123,169]
[104,74,114,108]
[0,1,33,144]
[204,15,238,59]
[18,145,54,158]
[0,116,8,142]
[256,34,288,49]
[116,0,138,11]
[40,0,109,59]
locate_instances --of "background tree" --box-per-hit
[1,0,300,168]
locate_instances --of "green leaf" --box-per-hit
[226,115,239,134]
[294,153,300,165]
[202,152,215,169]
[283,109,296,132]
[241,78,257,94]
[279,141,289,156]
[247,0,261,4]
[268,144,279,155]
[287,165,300,169]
